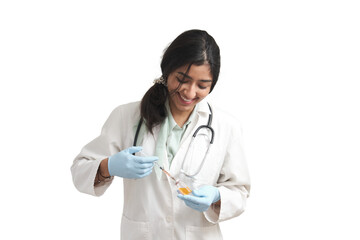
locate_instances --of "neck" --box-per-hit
[170,108,194,128]
[172,114,189,128]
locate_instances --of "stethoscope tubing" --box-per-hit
[133,103,214,178]
[192,125,214,144]
[180,133,213,179]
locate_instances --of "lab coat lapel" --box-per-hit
[141,125,159,158]
[140,124,170,180]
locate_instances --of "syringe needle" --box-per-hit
[153,162,191,195]
[154,161,162,169]
[154,162,177,182]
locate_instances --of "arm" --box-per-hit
[70,108,120,196]
[71,135,115,196]
[204,128,251,223]
[94,158,111,186]
[177,128,250,222]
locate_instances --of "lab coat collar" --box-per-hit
[197,98,211,116]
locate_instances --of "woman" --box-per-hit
[71,29,250,240]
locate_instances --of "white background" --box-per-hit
[1,0,359,239]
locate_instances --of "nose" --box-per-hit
[182,83,196,99]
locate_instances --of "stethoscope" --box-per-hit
[133,103,214,179]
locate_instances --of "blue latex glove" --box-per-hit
[108,146,158,179]
[177,185,220,212]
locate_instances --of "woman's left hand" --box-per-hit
[177,185,220,212]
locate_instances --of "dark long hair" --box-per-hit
[140,29,220,133]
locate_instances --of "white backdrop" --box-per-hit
[1,0,359,239]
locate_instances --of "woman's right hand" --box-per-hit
[108,146,158,179]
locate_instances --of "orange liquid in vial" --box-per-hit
[178,187,192,195]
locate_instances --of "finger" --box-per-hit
[177,195,203,210]
[135,162,154,169]
[178,194,199,204]
[126,146,143,154]
[134,156,158,163]
[177,194,186,200]
[191,189,205,197]
[184,194,210,207]
[178,194,194,202]
[183,199,206,212]
[134,166,154,174]
[178,195,209,212]
[184,200,200,209]
[185,198,210,212]
[137,169,153,178]
[191,186,212,197]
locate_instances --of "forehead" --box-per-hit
[175,64,212,80]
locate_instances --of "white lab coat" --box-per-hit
[71,100,250,240]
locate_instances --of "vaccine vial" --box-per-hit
[176,179,192,195]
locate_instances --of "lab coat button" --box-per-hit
[166,216,172,223]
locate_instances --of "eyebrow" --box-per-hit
[177,72,212,82]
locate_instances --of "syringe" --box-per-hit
[154,162,192,195]
[154,161,176,181]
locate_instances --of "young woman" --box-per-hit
[71,29,250,240]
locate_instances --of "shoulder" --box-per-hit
[209,102,244,137]
[104,101,141,128]
[111,101,140,117]
[211,103,242,126]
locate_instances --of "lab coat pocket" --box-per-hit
[121,215,151,240]
[185,224,222,240]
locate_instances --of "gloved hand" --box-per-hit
[108,146,158,179]
[177,185,220,212]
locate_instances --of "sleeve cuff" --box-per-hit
[204,192,222,223]
[204,185,248,223]
[82,158,113,196]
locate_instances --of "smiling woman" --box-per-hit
[140,29,220,132]
[71,29,250,240]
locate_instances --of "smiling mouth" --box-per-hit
[177,93,196,104]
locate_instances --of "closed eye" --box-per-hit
[176,76,188,84]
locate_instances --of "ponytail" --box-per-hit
[140,82,168,134]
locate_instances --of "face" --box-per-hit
[167,64,213,118]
